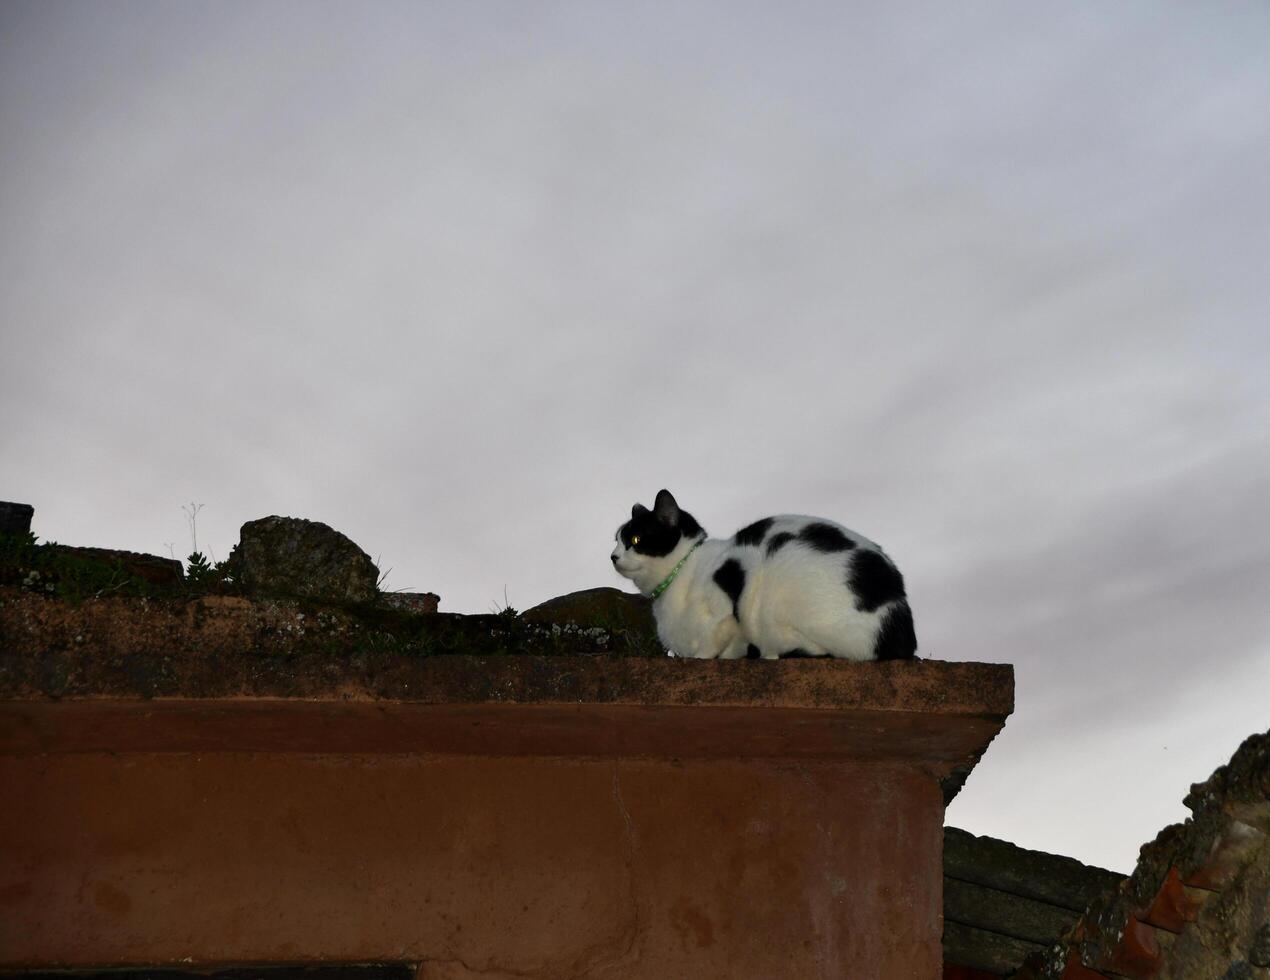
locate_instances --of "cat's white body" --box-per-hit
[612,492,916,661]
[645,517,889,660]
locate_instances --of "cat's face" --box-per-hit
[611,489,704,589]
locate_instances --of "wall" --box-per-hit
[0,615,1013,980]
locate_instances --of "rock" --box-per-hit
[523,586,665,655]
[0,502,34,535]
[379,592,441,614]
[54,546,184,587]
[230,516,379,603]
[523,589,655,634]
[1185,730,1270,817]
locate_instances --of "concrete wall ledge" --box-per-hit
[0,658,1013,978]
[1,658,1011,790]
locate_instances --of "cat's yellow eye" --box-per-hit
[630,535,641,546]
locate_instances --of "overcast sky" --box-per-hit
[3,1,1268,873]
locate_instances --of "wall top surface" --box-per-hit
[1,590,1012,800]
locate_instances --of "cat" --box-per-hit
[610,489,916,661]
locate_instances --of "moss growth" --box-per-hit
[0,586,667,701]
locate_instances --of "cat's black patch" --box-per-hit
[873,600,917,660]
[734,517,775,547]
[799,522,855,552]
[619,503,704,557]
[746,644,761,660]
[765,531,796,556]
[677,508,703,539]
[847,549,907,613]
[780,648,816,658]
[712,559,746,621]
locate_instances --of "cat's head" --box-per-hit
[611,489,705,593]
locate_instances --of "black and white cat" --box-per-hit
[611,489,916,661]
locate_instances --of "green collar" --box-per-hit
[651,540,703,600]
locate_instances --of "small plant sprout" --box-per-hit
[489,586,518,617]
[185,551,215,587]
[182,502,204,562]
[374,554,392,592]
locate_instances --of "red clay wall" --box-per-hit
[2,752,943,978]
[0,656,1012,980]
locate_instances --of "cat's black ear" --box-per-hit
[632,503,650,519]
[653,489,680,525]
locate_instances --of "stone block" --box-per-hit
[0,501,34,535]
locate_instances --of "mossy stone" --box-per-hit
[232,516,379,603]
